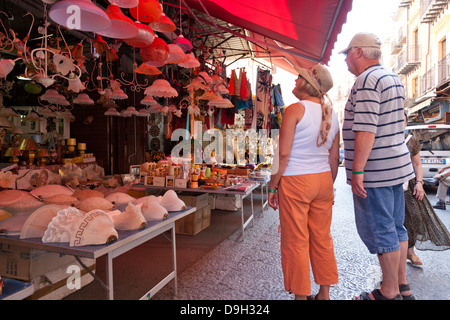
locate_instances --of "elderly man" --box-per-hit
[341,33,415,300]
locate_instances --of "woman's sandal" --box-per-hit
[407,254,423,267]
[399,284,416,300]
[354,289,403,300]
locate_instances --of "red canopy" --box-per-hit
[184,0,352,73]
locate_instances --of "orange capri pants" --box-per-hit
[278,172,338,296]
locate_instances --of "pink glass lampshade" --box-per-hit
[175,35,193,52]
[149,13,176,33]
[124,22,156,48]
[49,0,111,33]
[134,63,162,75]
[129,0,162,23]
[140,37,169,67]
[166,44,186,64]
[108,0,138,9]
[97,4,139,39]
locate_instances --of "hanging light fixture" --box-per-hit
[124,22,156,48]
[174,0,193,52]
[108,0,138,9]
[166,44,186,64]
[140,36,169,67]
[73,93,95,105]
[134,63,161,75]
[149,12,176,33]
[129,0,162,23]
[104,107,121,116]
[178,53,200,68]
[97,4,139,39]
[144,79,178,98]
[48,0,111,33]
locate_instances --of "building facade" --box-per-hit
[391,0,450,123]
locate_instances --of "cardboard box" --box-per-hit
[174,178,188,188]
[175,205,211,236]
[152,176,165,187]
[178,192,209,209]
[0,244,78,282]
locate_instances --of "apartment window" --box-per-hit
[438,37,449,84]
[412,76,419,99]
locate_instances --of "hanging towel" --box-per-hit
[240,69,250,101]
[227,69,236,95]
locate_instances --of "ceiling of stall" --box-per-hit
[1,0,352,75]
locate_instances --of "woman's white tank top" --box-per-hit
[282,100,339,176]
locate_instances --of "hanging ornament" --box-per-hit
[124,22,155,48]
[48,0,111,32]
[97,4,139,39]
[140,37,169,67]
[129,0,162,23]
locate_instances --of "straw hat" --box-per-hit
[294,64,333,94]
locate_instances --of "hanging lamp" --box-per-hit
[134,63,162,75]
[166,44,186,64]
[48,0,111,33]
[149,13,176,33]
[174,0,193,52]
[97,4,138,39]
[124,22,156,48]
[129,0,162,23]
[108,0,138,9]
[140,36,169,67]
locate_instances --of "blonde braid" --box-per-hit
[316,93,333,147]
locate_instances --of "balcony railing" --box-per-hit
[397,45,421,75]
[420,66,436,95]
[419,54,450,96]
[438,53,450,85]
[420,0,449,24]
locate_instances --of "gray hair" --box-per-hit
[361,47,382,60]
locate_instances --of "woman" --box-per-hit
[268,64,340,300]
[404,122,450,271]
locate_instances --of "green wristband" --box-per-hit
[268,189,278,193]
[352,171,365,175]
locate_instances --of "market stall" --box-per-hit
[0,0,352,299]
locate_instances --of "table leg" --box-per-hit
[171,226,178,296]
[106,253,114,300]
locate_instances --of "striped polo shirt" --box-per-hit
[342,64,414,187]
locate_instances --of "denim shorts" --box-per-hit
[353,184,408,254]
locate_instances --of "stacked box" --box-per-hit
[175,193,211,235]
